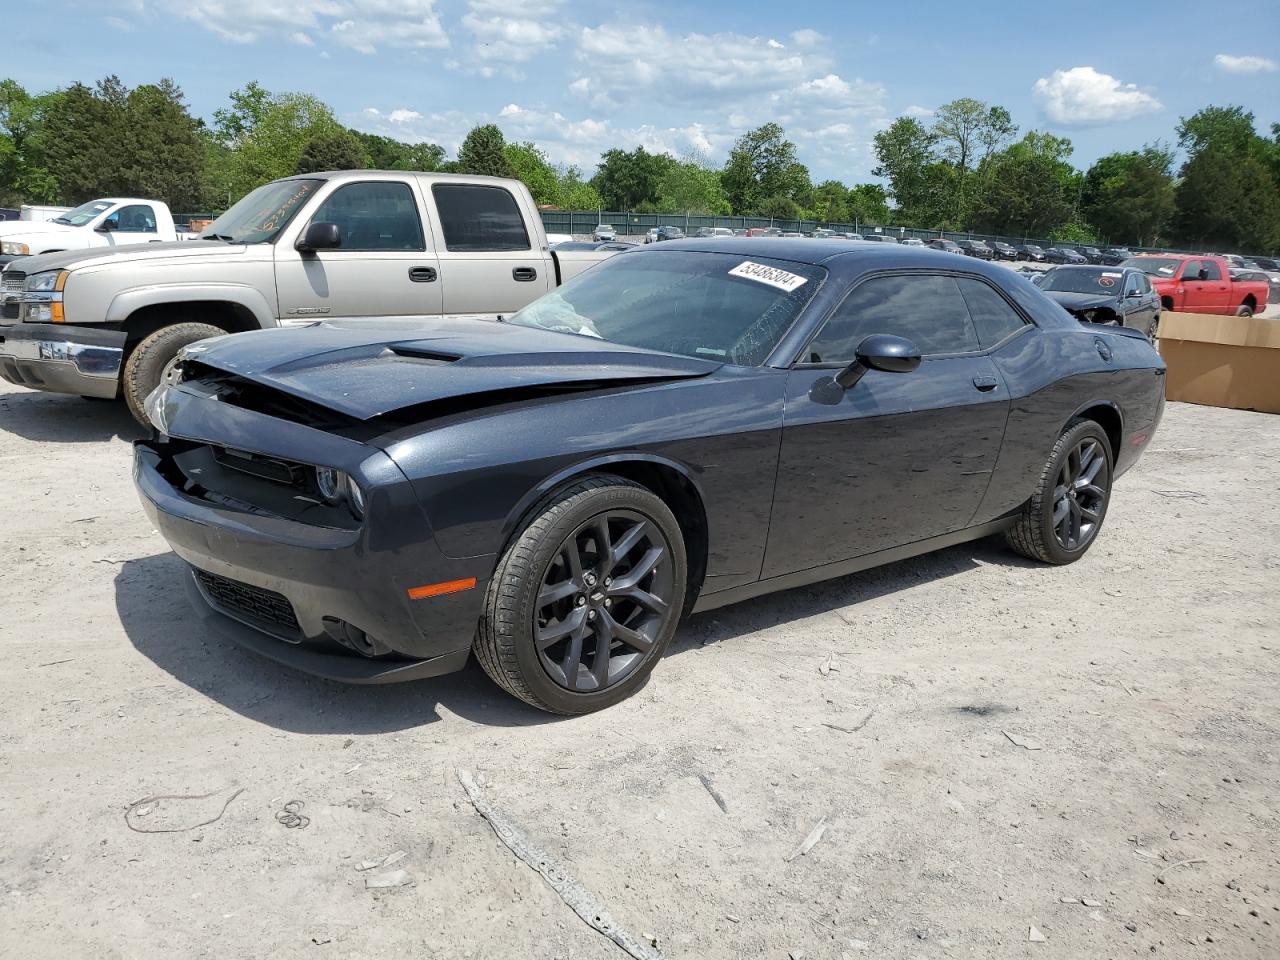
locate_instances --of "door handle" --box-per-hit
[972,376,999,392]
[409,266,437,282]
[512,266,537,282]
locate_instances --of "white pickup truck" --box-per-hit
[0,198,179,259]
[0,171,617,425]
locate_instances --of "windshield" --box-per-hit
[199,179,322,243]
[1040,268,1125,294]
[1024,245,1044,252]
[51,200,113,226]
[509,250,825,366]
[1123,256,1180,278]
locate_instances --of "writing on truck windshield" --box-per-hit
[200,179,321,244]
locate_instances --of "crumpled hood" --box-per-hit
[1044,291,1121,313]
[15,239,243,274]
[179,318,723,421]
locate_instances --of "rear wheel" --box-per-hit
[1006,419,1113,565]
[1236,304,1254,318]
[122,322,226,427]
[474,476,686,714]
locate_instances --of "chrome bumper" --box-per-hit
[0,324,124,398]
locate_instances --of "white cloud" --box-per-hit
[1213,53,1278,74]
[904,104,933,118]
[457,0,564,75]
[388,108,423,123]
[791,29,822,47]
[1032,66,1161,125]
[120,0,447,53]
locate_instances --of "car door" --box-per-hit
[1178,259,1230,313]
[762,272,1020,578]
[426,182,552,317]
[1121,270,1156,330]
[273,179,442,324]
[98,203,161,245]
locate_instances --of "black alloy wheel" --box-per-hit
[1051,437,1109,551]
[474,476,687,714]
[1005,418,1113,565]
[534,510,674,692]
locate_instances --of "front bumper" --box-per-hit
[0,323,124,397]
[133,413,492,683]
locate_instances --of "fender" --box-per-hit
[106,283,278,328]
[1065,397,1125,458]
[496,450,709,553]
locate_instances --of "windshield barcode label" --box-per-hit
[729,261,808,292]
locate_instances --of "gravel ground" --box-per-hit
[1,378,1278,960]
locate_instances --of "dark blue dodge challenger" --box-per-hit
[136,240,1166,714]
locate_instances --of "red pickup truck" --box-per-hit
[1122,254,1269,316]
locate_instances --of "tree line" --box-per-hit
[1,77,1277,253]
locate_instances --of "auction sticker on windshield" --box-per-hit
[729,261,809,293]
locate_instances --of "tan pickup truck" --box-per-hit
[0,171,616,425]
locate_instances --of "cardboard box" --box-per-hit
[1158,312,1280,414]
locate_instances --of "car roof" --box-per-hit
[641,237,1025,280]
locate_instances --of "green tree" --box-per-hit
[0,79,59,204]
[932,98,1018,171]
[810,179,849,222]
[757,193,800,221]
[1081,145,1175,246]
[969,132,1075,236]
[456,123,512,177]
[846,183,891,224]
[211,83,342,203]
[721,123,810,214]
[872,117,937,221]
[121,79,207,209]
[656,158,730,214]
[590,146,671,209]
[504,141,560,204]
[555,166,602,210]
[1172,105,1280,252]
[296,129,369,174]
[42,81,120,202]
[352,130,444,171]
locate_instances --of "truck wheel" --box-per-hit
[122,322,226,427]
[1236,304,1254,318]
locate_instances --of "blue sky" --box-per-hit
[9,1,1280,183]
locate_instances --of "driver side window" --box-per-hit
[800,273,980,363]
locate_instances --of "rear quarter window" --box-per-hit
[432,184,530,252]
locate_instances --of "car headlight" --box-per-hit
[315,466,344,503]
[25,270,66,293]
[2,241,30,255]
[313,466,365,519]
[20,270,68,322]
[345,475,365,518]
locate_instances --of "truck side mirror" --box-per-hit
[96,219,117,233]
[296,222,341,252]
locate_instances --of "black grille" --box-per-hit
[0,270,22,320]
[193,568,300,633]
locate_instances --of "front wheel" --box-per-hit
[122,322,227,427]
[1006,419,1113,565]
[1146,314,1160,340]
[474,476,687,714]
[1236,304,1254,318]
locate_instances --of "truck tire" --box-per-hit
[1236,304,1254,318]
[122,322,226,427]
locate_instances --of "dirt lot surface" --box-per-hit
[1,379,1278,960]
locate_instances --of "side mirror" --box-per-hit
[1197,268,1209,281]
[834,334,922,390]
[1125,289,1142,299]
[296,221,341,252]
[96,219,117,232]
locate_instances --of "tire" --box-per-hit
[474,475,687,715]
[122,322,226,427]
[1236,304,1254,318]
[1005,418,1113,565]
[1146,314,1160,341]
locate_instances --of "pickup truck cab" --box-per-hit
[0,198,178,259]
[1122,254,1269,317]
[0,171,617,426]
